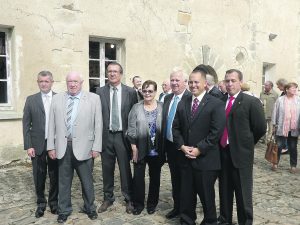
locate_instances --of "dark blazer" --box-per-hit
[23,92,56,155]
[208,86,224,99]
[172,93,226,171]
[161,90,192,153]
[96,83,138,151]
[224,92,266,168]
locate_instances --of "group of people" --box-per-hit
[26,61,296,225]
[259,79,300,173]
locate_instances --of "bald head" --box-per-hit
[66,72,84,96]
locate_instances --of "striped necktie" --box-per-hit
[66,96,75,137]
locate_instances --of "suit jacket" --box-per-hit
[23,92,56,155]
[47,91,103,160]
[208,86,224,100]
[127,101,163,162]
[172,93,226,171]
[224,92,266,168]
[161,90,192,154]
[96,83,138,151]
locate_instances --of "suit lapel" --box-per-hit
[229,92,243,117]
[185,95,192,125]
[36,93,45,114]
[190,93,209,123]
[104,84,111,112]
[74,91,87,122]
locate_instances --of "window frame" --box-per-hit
[89,37,124,90]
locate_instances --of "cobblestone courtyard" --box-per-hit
[0,143,299,225]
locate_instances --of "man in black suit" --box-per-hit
[218,69,266,225]
[162,67,191,219]
[158,79,171,102]
[22,71,58,218]
[96,62,138,214]
[172,69,225,225]
[206,74,224,99]
[132,75,144,101]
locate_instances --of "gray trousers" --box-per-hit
[101,131,132,202]
[58,142,96,215]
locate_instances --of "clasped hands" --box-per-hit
[180,145,201,159]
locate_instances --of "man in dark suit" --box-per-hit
[218,69,266,225]
[132,75,144,101]
[172,69,226,225]
[22,71,58,218]
[162,67,191,219]
[206,74,224,99]
[158,79,171,102]
[96,62,138,214]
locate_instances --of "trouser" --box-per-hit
[32,141,58,208]
[58,142,96,215]
[219,146,253,225]
[132,156,161,210]
[276,133,298,167]
[101,131,132,202]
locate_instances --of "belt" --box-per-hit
[109,130,122,134]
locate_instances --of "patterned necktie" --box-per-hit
[166,96,179,141]
[66,96,75,138]
[44,95,51,139]
[220,96,235,148]
[191,98,199,118]
[111,87,120,131]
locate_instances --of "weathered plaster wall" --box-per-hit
[0,0,299,164]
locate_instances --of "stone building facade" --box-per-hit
[0,0,299,164]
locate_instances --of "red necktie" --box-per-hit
[191,98,199,118]
[220,96,235,148]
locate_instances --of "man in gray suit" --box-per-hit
[23,71,58,218]
[96,62,138,214]
[47,72,102,223]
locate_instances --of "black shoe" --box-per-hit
[98,201,113,213]
[57,214,68,223]
[133,208,143,215]
[50,206,58,215]
[125,201,134,214]
[87,211,98,220]
[147,207,155,214]
[165,209,179,219]
[35,207,45,218]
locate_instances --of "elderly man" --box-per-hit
[260,81,278,143]
[47,72,102,223]
[159,79,171,102]
[162,67,191,219]
[23,71,58,218]
[96,62,138,214]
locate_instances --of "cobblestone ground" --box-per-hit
[0,143,299,225]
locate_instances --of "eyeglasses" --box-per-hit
[142,90,155,94]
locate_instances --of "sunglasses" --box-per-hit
[142,90,155,94]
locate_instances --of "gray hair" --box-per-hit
[206,74,215,86]
[37,70,53,80]
[170,67,188,82]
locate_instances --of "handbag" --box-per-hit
[265,134,278,164]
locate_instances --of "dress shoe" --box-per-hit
[133,208,143,215]
[289,167,297,174]
[50,206,58,215]
[147,207,155,214]
[57,214,68,223]
[98,201,113,213]
[87,211,98,220]
[125,201,134,214]
[165,209,179,219]
[35,207,45,218]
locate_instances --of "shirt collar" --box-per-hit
[41,90,52,98]
[173,89,186,100]
[110,83,121,91]
[192,91,206,103]
[68,91,82,99]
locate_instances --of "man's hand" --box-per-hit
[91,150,99,158]
[27,148,35,158]
[131,144,138,163]
[48,150,57,160]
[186,147,201,159]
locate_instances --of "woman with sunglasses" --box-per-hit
[127,80,164,215]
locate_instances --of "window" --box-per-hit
[0,29,10,104]
[89,38,124,93]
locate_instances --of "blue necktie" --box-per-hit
[166,96,179,141]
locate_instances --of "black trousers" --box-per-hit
[101,132,132,202]
[31,141,58,208]
[219,146,253,225]
[132,156,161,210]
[180,163,218,225]
[58,142,96,215]
[165,140,181,211]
